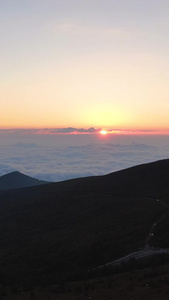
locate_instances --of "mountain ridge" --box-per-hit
[0,170,48,190]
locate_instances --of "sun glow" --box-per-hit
[100,130,107,135]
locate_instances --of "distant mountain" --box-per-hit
[0,171,48,190]
[0,159,169,286]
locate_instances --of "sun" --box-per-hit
[100,130,107,135]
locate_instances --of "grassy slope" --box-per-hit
[0,159,169,286]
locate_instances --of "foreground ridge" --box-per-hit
[0,159,169,287]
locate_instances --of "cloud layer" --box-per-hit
[0,133,169,182]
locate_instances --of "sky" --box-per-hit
[1,0,169,132]
[1,1,169,181]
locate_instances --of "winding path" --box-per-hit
[98,248,169,268]
[97,198,169,269]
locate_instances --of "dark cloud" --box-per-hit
[49,127,76,134]
[77,127,102,133]
[0,127,102,135]
[0,128,168,136]
[42,127,102,134]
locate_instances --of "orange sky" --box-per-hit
[1,1,169,132]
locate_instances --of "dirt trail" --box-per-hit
[97,198,169,269]
[144,199,169,248]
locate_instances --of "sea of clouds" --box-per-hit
[0,132,169,182]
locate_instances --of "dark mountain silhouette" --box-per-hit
[0,159,169,287]
[0,171,48,190]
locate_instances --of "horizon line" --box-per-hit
[0,127,169,135]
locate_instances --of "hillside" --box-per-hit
[0,159,169,287]
[0,171,48,190]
